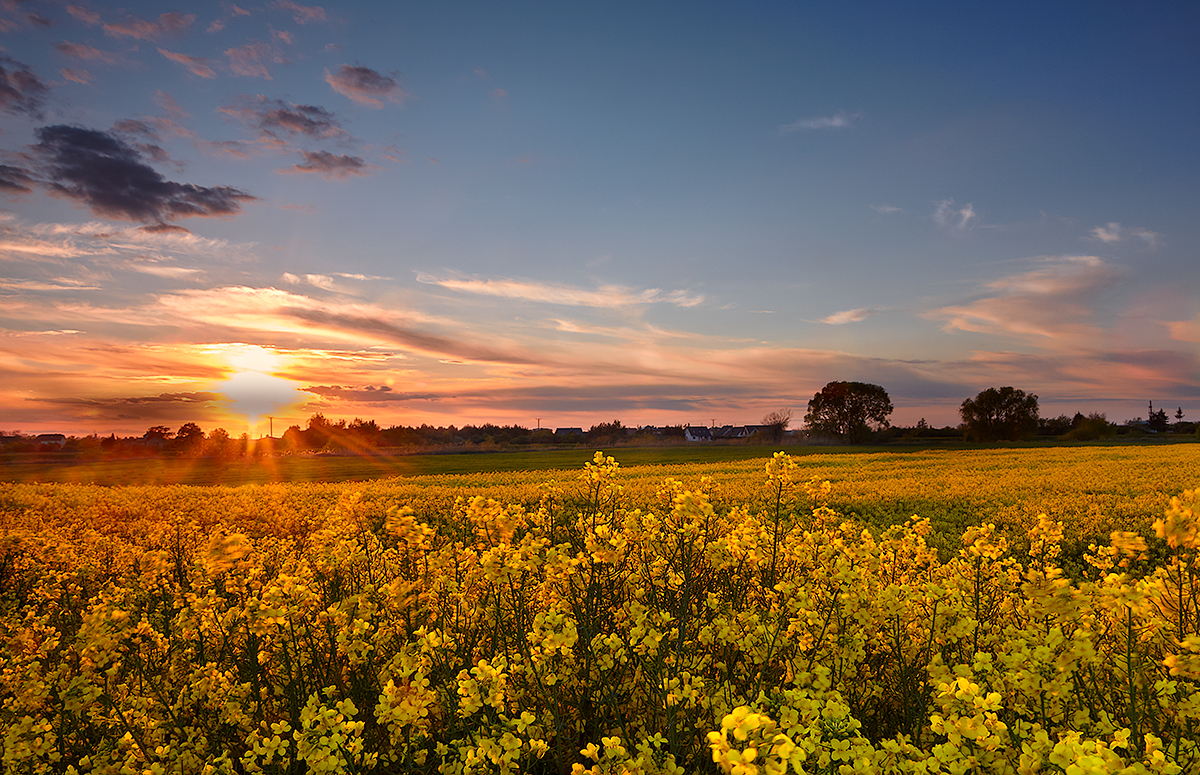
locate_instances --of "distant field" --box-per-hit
[0,438,1195,485]
[0,444,794,485]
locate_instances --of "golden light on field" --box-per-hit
[214,344,303,435]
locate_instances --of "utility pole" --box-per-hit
[536,418,541,430]
[267,416,274,438]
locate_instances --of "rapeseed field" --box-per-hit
[2,446,1199,774]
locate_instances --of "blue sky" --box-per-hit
[1,0,1197,436]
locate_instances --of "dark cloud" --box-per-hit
[281,150,372,179]
[103,11,195,41]
[0,164,35,193]
[324,64,403,107]
[29,125,255,223]
[303,385,442,402]
[0,56,49,118]
[220,95,344,140]
[41,391,224,422]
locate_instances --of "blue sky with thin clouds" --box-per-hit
[1,0,1197,436]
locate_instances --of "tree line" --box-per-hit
[5,382,1194,457]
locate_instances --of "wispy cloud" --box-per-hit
[933,199,976,229]
[279,150,375,179]
[158,49,216,78]
[871,204,901,214]
[925,255,1122,345]
[1089,222,1160,247]
[226,41,284,79]
[220,95,346,141]
[54,42,127,66]
[325,65,404,107]
[104,12,195,41]
[821,308,876,325]
[780,111,856,133]
[0,55,50,118]
[272,1,327,25]
[416,274,705,308]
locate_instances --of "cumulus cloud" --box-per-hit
[280,150,374,179]
[28,125,255,224]
[104,11,195,40]
[272,0,327,24]
[780,111,855,132]
[933,199,976,229]
[925,255,1122,345]
[220,95,345,141]
[416,274,705,308]
[157,48,216,78]
[324,64,404,107]
[821,308,875,325]
[0,56,49,117]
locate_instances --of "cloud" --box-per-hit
[28,125,255,224]
[280,150,374,179]
[158,48,216,78]
[821,308,876,325]
[220,95,345,140]
[780,111,855,133]
[325,65,404,107]
[0,56,49,117]
[1089,221,1160,247]
[66,5,102,26]
[226,41,283,79]
[933,199,976,229]
[0,165,35,193]
[0,278,101,291]
[154,90,190,117]
[103,12,195,40]
[925,255,1122,345]
[54,41,127,66]
[40,391,225,423]
[272,1,327,24]
[416,274,705,308]
[282,272,336,289]
[871,204,901,214]
[61,68,92,84]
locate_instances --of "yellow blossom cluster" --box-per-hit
[1,447,1199,774]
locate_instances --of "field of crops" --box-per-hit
[2,445,1200,774]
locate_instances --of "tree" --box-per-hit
[175,422,205,453]
[803,381,893,443]
[587,420,626,444]
[760,409,792,443]
[1147,403,1170,433]
[960,387,1039,441]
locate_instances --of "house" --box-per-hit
[35,433,67,447]
[684,426,711,442]
[554,427,584,437]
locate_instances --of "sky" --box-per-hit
[1,0,1198,437]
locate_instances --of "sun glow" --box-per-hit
[214,344,304,435]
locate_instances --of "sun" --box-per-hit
[214,344,304,435]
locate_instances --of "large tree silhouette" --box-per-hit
[804,381,893,443]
